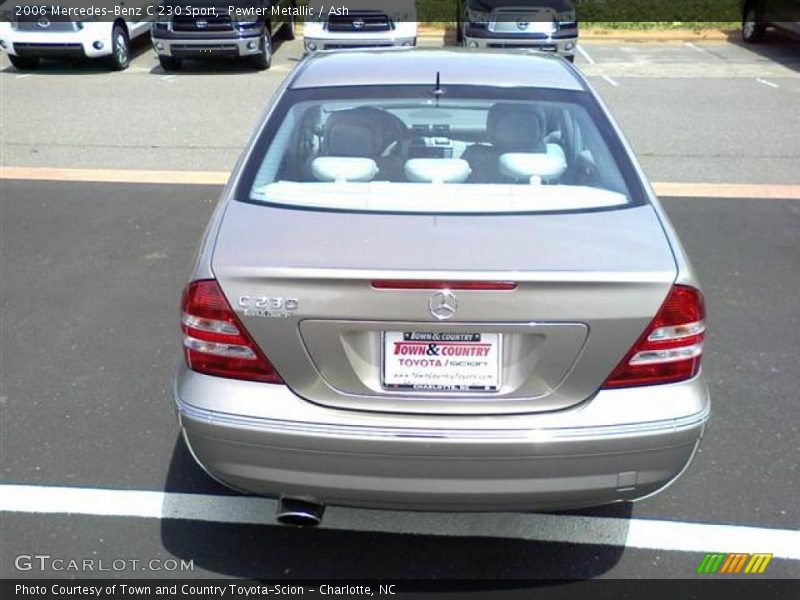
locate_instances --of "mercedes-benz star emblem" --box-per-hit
[429,291,458,321]
[38,17,51,28]
[196,20,208,29]
[516,19,530,30]
[352,19,365,29]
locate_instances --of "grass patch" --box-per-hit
[415,0,740,26]
[297,1,740,30]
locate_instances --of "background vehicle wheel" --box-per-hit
[742,7,766,43]
[107,24,130,70]
[281,14,296,41]
[251,27,272,70]
[9,55,39,70]
[158,55,182,71]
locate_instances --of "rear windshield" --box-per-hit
[239,85,645,214]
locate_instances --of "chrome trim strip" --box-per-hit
[175,397,709,442]
[218,266,675,283]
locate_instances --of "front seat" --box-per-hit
[462,103,547,183]
[318,107,405,180]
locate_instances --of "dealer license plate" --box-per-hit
[382,331,502,392]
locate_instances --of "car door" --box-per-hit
[271,0,292,31]
[780,0,800,35]
[121,0,154,38]
[766,0,796,21]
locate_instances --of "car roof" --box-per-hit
[289,49,586,92]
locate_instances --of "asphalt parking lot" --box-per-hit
[1,31,799,581]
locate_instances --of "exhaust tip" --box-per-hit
[276,497,325,527]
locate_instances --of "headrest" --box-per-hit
[499,145,567,183]
[322,107,403,158]
[404,159,472,183]
[487,103,545,153]
[311,157,379,182]
[500,144,567,184]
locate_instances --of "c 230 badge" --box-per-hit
[238,295,298,319]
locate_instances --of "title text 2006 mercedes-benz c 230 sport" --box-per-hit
[174,49,709,526]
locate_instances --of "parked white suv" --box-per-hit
[303,0,417,53]
[0,3,152,70]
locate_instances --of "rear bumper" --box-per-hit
[174,366,709,511]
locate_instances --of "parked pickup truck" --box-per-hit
[456,0,578,62]
[741,0,800,42]
[0,1,152,70]
[151,0,296,71]
[302,0,417,53]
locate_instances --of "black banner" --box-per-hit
[3,579,800,600]
[0,1,744,24]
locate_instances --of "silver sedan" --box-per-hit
[174,49,709,526]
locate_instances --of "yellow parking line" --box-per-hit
[2,166,800,199]
[653,182,800,200]
[0,166,229,186]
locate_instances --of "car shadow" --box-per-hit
[160,436,630,580]
[148,37,296,75]
[0,33,152,75]
[724,28,800,74]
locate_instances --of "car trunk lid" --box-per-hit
[211,200,677,415]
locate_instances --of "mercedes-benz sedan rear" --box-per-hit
[174,49,709,520]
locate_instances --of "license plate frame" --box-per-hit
[381,331,502,393]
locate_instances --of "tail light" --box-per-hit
[180,279,283,384]
[602,285,705,388]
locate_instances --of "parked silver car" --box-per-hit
[175,49,709,525]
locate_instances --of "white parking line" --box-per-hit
[1,484,799,559]
[15,73,32,80]
[756,77,780,89]
[576,44,596,65]
[683,42,717,58]
[601,74,619,87]
[160,74,176,82]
